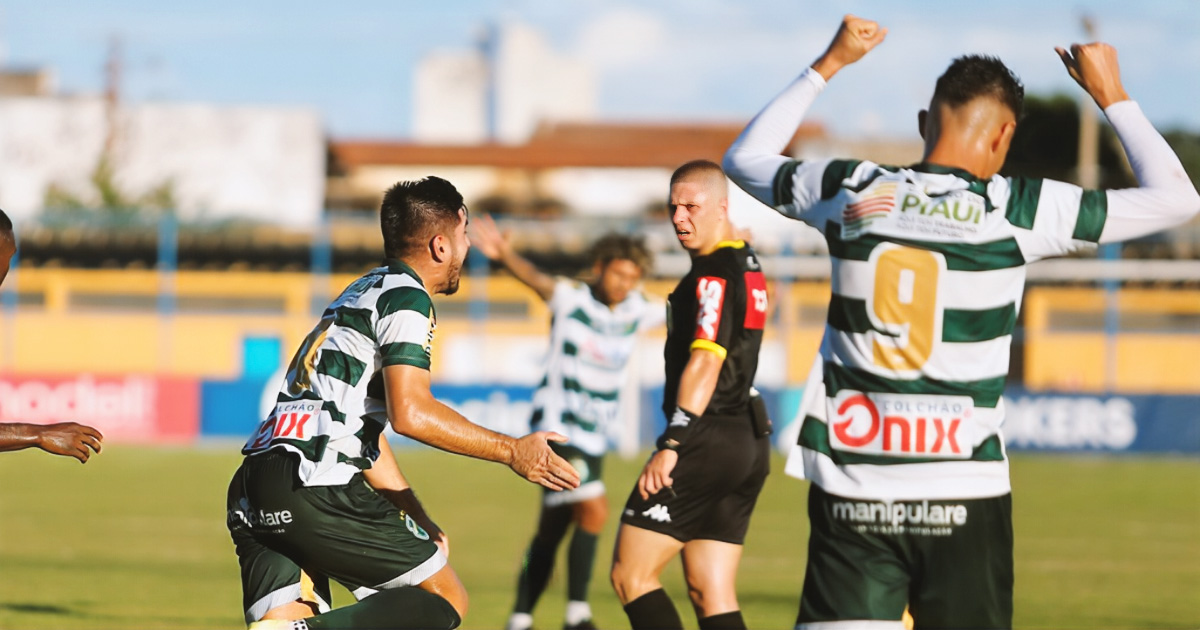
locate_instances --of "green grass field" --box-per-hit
[1,445,1197,629]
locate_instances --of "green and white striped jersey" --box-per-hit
[724,68,1199,501]
[531,279,664,457]
[242,260,436,487]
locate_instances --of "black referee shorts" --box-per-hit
[620,416,769,544]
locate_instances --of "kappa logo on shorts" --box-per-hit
[642,504,672,523]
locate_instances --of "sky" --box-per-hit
[3,0,1198,141]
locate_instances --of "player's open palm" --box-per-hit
[510,431,581,491]
[38,422,103,463]
[1055,43,1128,109]
[469,214,510,261]
[637,449,678,500]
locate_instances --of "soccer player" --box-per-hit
[723,15,1200,629]
[227,177,580,630]
[470,217,664,630]
[0,209,104,463]
[610,160,772,630]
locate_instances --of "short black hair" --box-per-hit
[933,55,1024,118]
[0,209,11,232]
[591,233,652,275]
[380,177,465,259]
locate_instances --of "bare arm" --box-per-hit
[470,214,557,302]
[638,348,725,499]
[0,422,103,464]
[383,364,580,491]
[362,433,448,556]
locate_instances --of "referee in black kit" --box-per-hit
[610,160,772,630]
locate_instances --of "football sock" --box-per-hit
[505,612,533,630]
[698,610,746,630]
[513,504,572,614]
[303,588,460,629]
[564,600,593,626]
[566,528,598,602]
[623,588,683,630]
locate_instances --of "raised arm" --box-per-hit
[383,364,580,491]
[723,15,886,210]
[1055,43,1200,242]
[470,214,557,302]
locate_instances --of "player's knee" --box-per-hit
[610,560,654,604]
[576,499,608,533]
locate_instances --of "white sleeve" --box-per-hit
[723,68,835,222]
[638,296,667,332]
[545,277,574,313]
[1099,101,1200,243]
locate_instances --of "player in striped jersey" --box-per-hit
[471,217,663,630]
[228,177,580,630]
[0,209,105,463]
[724,15,1199,630]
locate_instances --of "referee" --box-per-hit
[610,160,771,630]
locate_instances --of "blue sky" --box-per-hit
[4,0,1197,140]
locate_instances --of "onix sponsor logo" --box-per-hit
[829,391,974,459]
[832,499,968,528]
[246,402,318,450]
[695,276,726,341]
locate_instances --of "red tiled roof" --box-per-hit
[329,120,825,170]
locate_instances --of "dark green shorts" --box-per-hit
[797,484,1013,629]
[542,443,605,507]
[226,449,444,623]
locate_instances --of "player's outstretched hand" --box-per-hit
[37,422,103,463]
[637,449,679,500]
[1055,42,1129,110]
[510,431,581,491]
[469,214,511,261]
[813,14,887,81]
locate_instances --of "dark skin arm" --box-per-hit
[469,214,557,302]
[363,433,448,556]
[383,364,580,491]
[0,422,104,463]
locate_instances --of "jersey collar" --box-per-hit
[715,239,747,250]
[384,258,425,286]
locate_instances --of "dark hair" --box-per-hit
[591,233,653,275]
[0,209,11,232]
[933,55,1024,118]
[380,177,465,259]
[670,159,726,188]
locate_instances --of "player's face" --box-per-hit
[0,233,14,287]
[595,258,642,307]
[442,208,470,295]
[669,179,725,254]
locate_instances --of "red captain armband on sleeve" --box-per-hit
[744,271,767,330]
[694,276,726,342]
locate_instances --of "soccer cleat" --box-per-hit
[563,620,597,630]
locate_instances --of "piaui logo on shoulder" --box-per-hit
[642,504,672,523]
[694,276,726,341]
[828,390,974,459]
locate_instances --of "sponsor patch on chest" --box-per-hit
[827,391,974,458]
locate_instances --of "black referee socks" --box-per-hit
[623,588,683,630]
[699,610,746,630]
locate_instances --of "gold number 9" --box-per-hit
[868,245,943,372]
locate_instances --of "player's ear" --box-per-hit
[918,109,928,140]
[429,232,448,263]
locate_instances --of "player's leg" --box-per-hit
[795,485,909,629]
[611,523,687,630]
[906,494,1013,630]
[507,501,573,630]
[561,450,607,630]
[680,540,744,628]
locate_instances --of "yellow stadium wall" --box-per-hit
[2,270,1197,393]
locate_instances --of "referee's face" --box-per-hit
[669,179,726,255]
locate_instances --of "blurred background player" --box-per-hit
[471,217,664,630]
[227,177,580,630]
[0,209,104,464]
[724,14,1200,630]
[610,160,771,630]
